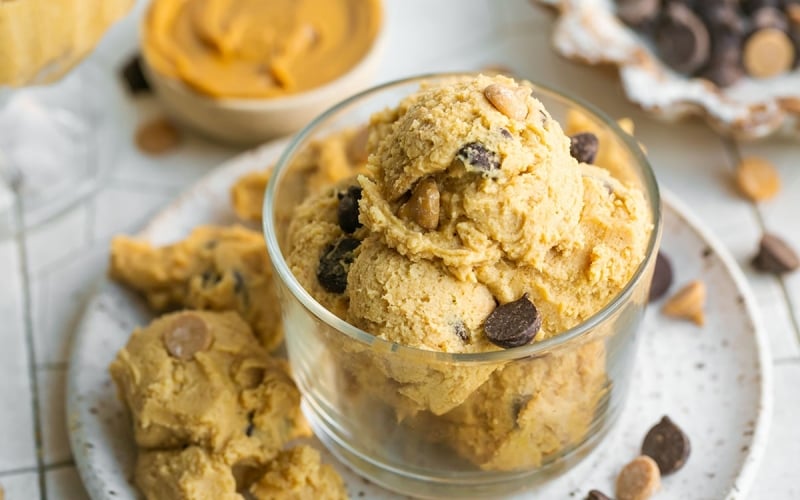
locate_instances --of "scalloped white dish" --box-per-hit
[67,139,771,499]
[538,0,800,139]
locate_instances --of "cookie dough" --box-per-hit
[109,225,283,351]
[135,447,242,500]
[110,310,309,454]
[230,127,369,224]
[284,75,652,470]
[249,446,348,500]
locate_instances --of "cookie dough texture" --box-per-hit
[110,311,308,454]
[249,446,348,500]
[109,225,283,351]
[284,75,652,469]
[135,447,242,500]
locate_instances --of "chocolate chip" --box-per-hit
[337,185,363,234]
[649,251,673,302]
[456,142,501,174]
[742,0,782,16]
[484,294,542,348]
[201,270,222,286]
[245,411,255,436]
[164,314,212,361]
[656,3,711,74]
[617,0,660,27]
[752,233,799,274]
[316,237,360,293]
[569,132,599,164]
[499,127,513,139]
[120,54,151,95]
[700,33,744,87]
[585,490,611,500]
[453,321,469,343]
[641,415,691,475]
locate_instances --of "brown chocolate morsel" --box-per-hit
[456,142,501,174]
[656,3,711,74]
[569,132,599,164]
[752,233,800,274]
[648,251,673,302]
[316,237,360,293]
[616,0,660,26]
[484,294,542,349]
[741,0,782,16]
[700,33,744,87]
[641,416,691,475]
[585,490,611,500]
[752,6,790,31]
[164,314,212,361]
[121,54,151,95]
[337,185,363,234]
[696,3,746,37]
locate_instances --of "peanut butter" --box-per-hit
[142,0,382,99]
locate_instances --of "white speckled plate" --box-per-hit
[67,139,771,500]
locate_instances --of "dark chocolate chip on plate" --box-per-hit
[317,237,361,294]
[700,33,744,88]
[337,185,363,234]
[569,132,599,164]
[641,415,691,475]
[456,142,501,174]
[484,294,542,349]
[584,490,611,500]
[649,251,674,302]
[656,3,711,74]
[616,0,660,27]
[121,54,151,95]
[752,233,800,274]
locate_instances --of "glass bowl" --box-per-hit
[263,74,662,498]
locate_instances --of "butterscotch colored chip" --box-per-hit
[616,455,661,500]
[743,28,795,79]
[736,156,781,201]
[136,117,181,155]
[164,314,212,360]
[662,280,706,326]
[483,83,528,120]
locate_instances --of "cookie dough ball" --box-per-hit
[360,74,584,280]
[110,310,309,454]
[415,340,607,470]
[249,446,347,500]
[285,178,367,319]
[135,446,242,500]
[109,225,283,351]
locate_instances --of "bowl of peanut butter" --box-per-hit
[141,0,384,145]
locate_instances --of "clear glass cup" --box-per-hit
[264,74,662,498]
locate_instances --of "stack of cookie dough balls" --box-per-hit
[282,74,653,471]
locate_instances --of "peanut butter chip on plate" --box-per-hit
[136,117,182,156]
[483,84,528,120]
[662,280,706,326]
[616,455,661,500]
[743,28,796,79]
[736,156,781,201]
[164,314,212,360]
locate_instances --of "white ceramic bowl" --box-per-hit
[142,18,385,146]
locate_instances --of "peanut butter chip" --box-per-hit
[736,156,781,201]
[164,314,212,360]
[400,178,440,230]
[743,28,795,79]
[136,117,182,156]
[483,84,528,120]
[662,280,706,326]
[616,455,661,500]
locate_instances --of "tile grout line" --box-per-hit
[722,137,800,347]
[0,460,74,480]
[12,195,47,500]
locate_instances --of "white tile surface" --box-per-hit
[0,473,40,500]
[45,467,90,500]
[37,370,71,466]
[24,205,90,276]
[0,240,37,472]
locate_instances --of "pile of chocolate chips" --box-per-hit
[616,0,800,87]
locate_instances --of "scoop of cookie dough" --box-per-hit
[110,310,309,455]
[249,446,347,500]
[135,446,243,500]
[109,225,283,351]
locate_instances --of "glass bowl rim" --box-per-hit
[263,72,662,364]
